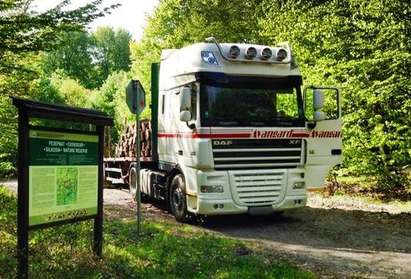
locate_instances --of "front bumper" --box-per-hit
[194,195,307,215]
[182,167,307,215]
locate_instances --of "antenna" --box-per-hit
[204,36,230,62]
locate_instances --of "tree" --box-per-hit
[41,31,99,89]
[41,27,132,89]
[0,0,118,72]
[92,27,132,86]
[91,71,133,142]
[0,0,117,177]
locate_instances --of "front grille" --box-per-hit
[212,139,302,170]
[230,170,285,205]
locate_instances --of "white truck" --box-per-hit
[105,38,342,222]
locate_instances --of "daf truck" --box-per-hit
[105,38,342,222]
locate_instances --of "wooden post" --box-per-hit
[93,125,104,257]
[17,109,29,279]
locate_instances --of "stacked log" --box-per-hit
[115,120,152,158]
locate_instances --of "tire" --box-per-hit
[169,174,189,222]
[129,167,137,200]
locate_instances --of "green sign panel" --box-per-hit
[28,130,99,226]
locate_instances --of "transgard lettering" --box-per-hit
[311,131,342,138]
[251,129,341,138]
[252,130,294,138]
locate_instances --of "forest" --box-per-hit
[0,0,410,198]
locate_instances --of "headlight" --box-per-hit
[276,48,288,61]
[293,181,305,189]
[245,46,257,59]
[200,185,224,193]
[260,47,272,60]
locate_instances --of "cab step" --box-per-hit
[106,177,125,184]
[105,167,122,173]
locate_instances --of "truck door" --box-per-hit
[304,87,342,189]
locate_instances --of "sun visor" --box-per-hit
[162,74,197,91]
[195,72,303,88]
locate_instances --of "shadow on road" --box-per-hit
[198,207,411,278]
[201,207,411,254]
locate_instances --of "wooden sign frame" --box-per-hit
[12,97,113,279]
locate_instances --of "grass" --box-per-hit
[0,186,315,279]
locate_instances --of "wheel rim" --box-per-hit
[172,186,184,212]
[129,168,136,195]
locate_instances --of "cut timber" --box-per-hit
[114,120,152,159]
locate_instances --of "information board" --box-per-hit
[28,129,98,226]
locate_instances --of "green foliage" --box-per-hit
[41,27,132,89]
[259,0,411,192]
[92,27,132,85]
[0,186,315,278]
[91,71,134,142]
[0,0,118,73]
[131,0,410,193]
[40,31,99,89]
[0,0,116,177]
[0,68,35,177]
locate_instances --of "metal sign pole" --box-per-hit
[136,115,141,236]
[126,79,145,238]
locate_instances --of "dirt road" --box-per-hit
[3,181,410,278]
[102,186,411,278]
[112,190,411,278]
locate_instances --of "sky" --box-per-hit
[31,0,159,41]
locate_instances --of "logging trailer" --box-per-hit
[104,38,342,221]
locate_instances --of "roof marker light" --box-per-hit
[260,47,273,60]
[245,46,257,59]
[276,48,288,61]
[228,45,240,58]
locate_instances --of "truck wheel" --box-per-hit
[129,167,137,199]
[169,174,189,222]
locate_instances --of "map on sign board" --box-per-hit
[28,129,98,226]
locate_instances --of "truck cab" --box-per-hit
[138,39,342,221]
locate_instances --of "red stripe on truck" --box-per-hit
[157,130,341,139]
[157,132,249,138]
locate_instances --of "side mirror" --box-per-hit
[313,89,324,110]
[180,111,191,122]
[304,86,340,123]
[314,111,326,121]
[313,89,325,122]
[179,87,191,111]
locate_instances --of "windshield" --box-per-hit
[200,80,304,127]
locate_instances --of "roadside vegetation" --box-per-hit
[0,186,314,278]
